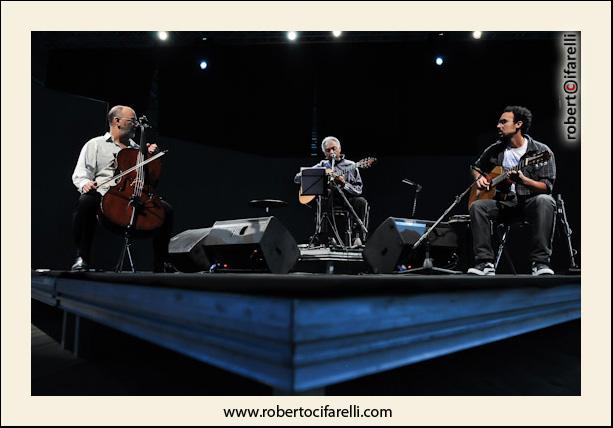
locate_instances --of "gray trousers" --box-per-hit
[469,194,556,264]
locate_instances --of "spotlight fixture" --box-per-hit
[157,31,169,41]
[435,56,444,66]
[199,60,208,70]
[472,31,482,39]
[332,31,342,37]
[287,31,298,41]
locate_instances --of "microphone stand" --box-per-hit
[327,155,368,248]
[402,179,422,218]
[411,187,420,218]
[331,181,369,233]
[403,168,484,275]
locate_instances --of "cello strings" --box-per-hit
[135,151,144,197]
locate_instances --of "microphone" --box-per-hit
[402,178,422,191]
[329,152,337,169]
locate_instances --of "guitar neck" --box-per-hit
[490,159,527,187]
[332,162,358,176]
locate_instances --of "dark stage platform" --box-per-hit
[32,269,580,394]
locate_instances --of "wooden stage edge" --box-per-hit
[32,270,581,394]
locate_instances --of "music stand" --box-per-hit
[300,167,341,247]
[300,167,326,196]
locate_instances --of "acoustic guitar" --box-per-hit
[467,150,551,209]
[298,157,377,205]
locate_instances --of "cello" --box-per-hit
[96,116,167,270]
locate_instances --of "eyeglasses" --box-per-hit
[116,117,139,125]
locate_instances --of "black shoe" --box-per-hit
[467,261,495,276]
[153,262,177,273]
[164,262,178,273]
[71,257,89,271]
[532,262,554,276]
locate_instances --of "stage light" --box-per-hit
[472,31,482,39]
[332,31,342,37]
[435,56,444,66]
[287,31,298,41]
[199,60,208,70]
[157,31,169,41]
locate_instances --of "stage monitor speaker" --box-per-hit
[168,227,213,272]
[363,217,459,274]
[203,216,299,274]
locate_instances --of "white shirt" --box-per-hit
[72,132,138,196]
[502,138,528,193]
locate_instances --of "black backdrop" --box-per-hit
[32,32,581,272]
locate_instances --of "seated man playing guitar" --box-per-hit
[294,136,372,246]
[467,105,557,276]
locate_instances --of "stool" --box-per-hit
[309,197,370,248]
[331,206,353,247]
[330,202,370,247]
[97,213,155,272]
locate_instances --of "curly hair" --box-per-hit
[503,105,533,134]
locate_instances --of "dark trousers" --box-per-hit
[469,194,556,264]
[72,191,174,271]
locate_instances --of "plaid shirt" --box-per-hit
[474,135,556,198]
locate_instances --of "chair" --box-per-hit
[493,195,565,274]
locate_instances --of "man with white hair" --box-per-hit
[294,136,369,246]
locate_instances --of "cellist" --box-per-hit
[71,105,174,272]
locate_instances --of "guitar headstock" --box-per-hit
[357,157,377,169]
[526,151,551,167]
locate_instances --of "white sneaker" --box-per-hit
[532,263,554,276]
[467,262,495,276]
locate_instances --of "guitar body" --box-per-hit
[466,151,551,210]
[298,191,316,205]
[467,165,504,209]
